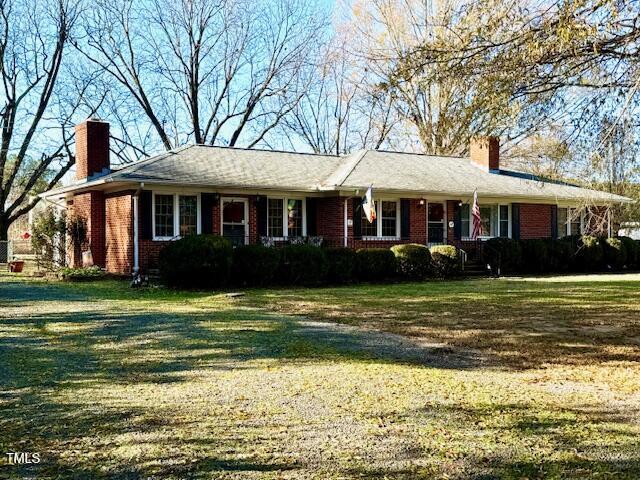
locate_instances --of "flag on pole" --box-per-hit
[471,190,482,240]
[362,185,376,223]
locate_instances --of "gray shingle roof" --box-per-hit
[43,144,631,203]
[328,150,631,203]
[110,145,342,190]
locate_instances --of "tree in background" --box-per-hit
[338,0,562,155]
[279,39,402,154]
[78,0,329,163]
[0,0,89,241]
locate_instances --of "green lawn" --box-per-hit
[1,273,639,479]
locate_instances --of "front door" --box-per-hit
[221,198,248,246]
[428,202,445,244]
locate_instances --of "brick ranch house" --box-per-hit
[41,119,631,275]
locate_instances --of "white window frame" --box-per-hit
[498,203,511,238]
[461,203,511,240]
[362,199,401,240]
[266,196,306,240]
[220,197,249,245]
[566,207,584,236]
[152,191,201,241]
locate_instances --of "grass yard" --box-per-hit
[1,273,639,479]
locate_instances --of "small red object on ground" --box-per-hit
[9,260,24,273]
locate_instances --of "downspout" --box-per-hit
[132,183,144,274]
[343,198,348,247]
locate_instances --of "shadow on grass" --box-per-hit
[1,277,485,478]
[247,278,640,369]
[2,276,640,478]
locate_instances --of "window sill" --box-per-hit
[361,236,401,241]
[152,234,198,241]
[461,236,511,241]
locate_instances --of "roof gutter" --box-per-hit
[328,186,634,204]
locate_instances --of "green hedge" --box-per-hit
[429,245,461,278]
[546,239,573,273]
[279,244,328,286]
[574,235,604,272]
[325,248,358,284]
[520,239,550,274]
[619,236,639,269]
[59,265,105,281]
[231,245,280,286]
[159,235,232,288]
[157,233,640,290]
[391,243,431,280]
[356,248,397,282]
[484,238,522,273]
[481,235,640,275]
[602,237,627,271]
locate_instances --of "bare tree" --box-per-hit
[78,0,329,161]
[280,41,400,155]
[0,0,86,240]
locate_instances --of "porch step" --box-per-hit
[463,260,490,277]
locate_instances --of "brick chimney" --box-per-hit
[470,136,499,171]
[75,118,110,180]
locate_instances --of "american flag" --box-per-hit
[471,190,482,240]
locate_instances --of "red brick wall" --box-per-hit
[212,198,221,235]
[69,191,105,267]
[317,196,345,247]
[75,120,110,180]
[410,199,427,244]
[446,200,461,243]
[470,136,499,171]
[139,240,166,272]
[519,203,552,239]
[105,193,132,274]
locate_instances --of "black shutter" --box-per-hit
[400,199,410,240]
[256,196,268,236]
[306,197,317,236]
[140,190,153,240]
[550,205,558,239]
[201,193,215,234]
[352,197,362,239]
[453,202,462,240]
[511,203,521,240]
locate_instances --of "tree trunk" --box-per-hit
[0,216,8,241]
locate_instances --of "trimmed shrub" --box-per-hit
[279,244,327,285]
[59,265,105,281]
[602,237,627,271]
[429,245,461,278]
[355,248,397,281]
[159,235,232,288]
[391,243,431,280]
[325,248,358,284]
[618,236,639,269]
[520,239,550,273]
[574,235,604,272]
[484,238,522,273]
[232,245,281,286]
[546,239,574,273]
